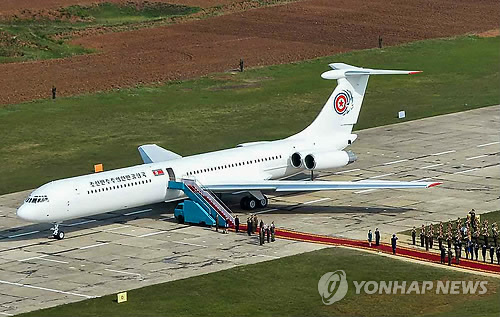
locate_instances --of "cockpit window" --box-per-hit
[25,195,49,203]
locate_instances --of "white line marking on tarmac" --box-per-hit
[104,269,141,276]
[104,225,131,231]
[138,231,165,238]
[369,173,395,179]
[0,279,94,299]
[18,255,49,262]
[354,189,377,194]
[64,219,97,227]
[172,241,207,248]
[431,150,456,156]
[466,154,488,160]
[412,178,432,182]
[420,163,444,169]
[383,159,408,165]
[8,230,39,238]
[39,257,69,264]
[453,168,479,175]
[335,168,361,174]
[124,208,152,216]
[477,141,500,147]
[254,208,278,215]
[79,242,109,250]
[303,198,331,205]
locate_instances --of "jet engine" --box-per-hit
[303,150,357,170]
[290,152,303,168]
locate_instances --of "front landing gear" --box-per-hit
[51,223,65,240]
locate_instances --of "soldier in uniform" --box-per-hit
[474,242,479,261]
[425,232,429,251]
[438,232,443,251]
[215,215,219,232]
[489,245,495,264]
[440,247,446,264]
[454,242,460,265]
[492,222,498,247]
[469,209,476,230]
[464,240,470,260]
[411,226,416,245]
[482,220,489,247]
[420,225,425,247]
[429,224,434,249]
[482,244,487,262]
[375,228,380,246]
[447,248,453,266]
[496,246,500,265]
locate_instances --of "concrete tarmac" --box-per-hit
[0,105,498,315]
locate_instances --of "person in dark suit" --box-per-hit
[235,215,240,233]
[375,228,380,246]
[391,234,398,255]
[411,227,416,245]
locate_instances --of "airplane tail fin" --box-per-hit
[291,63,421,139]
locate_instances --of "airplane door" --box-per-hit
[166,168,176,181]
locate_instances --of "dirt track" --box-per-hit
[0,0,498,105]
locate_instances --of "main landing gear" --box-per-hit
[240,195,268,210]
[51,223,65,240]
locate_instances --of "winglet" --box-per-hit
[427,182,442,188]
[409,71,423,75]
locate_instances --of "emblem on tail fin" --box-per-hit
[333,90,353,115]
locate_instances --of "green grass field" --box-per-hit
[17,247,500,317]
[0,2,200,63]
[0,35,498,195]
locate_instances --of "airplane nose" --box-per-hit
[17,204,33,222]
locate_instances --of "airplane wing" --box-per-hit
[138,144,182,163]
[204,180,441,192]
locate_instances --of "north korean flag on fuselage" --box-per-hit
[152,169,164,176]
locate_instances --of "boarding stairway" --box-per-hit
[168,178,235,227]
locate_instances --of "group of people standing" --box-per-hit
[245,215,276,245]
[411,209,500,265]
[367,228,399,255]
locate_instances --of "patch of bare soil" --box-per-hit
[0,0,498,105]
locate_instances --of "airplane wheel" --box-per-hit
[247,197,257,210]
[258,196,268,208]
[54,231,65,240]
[177,215,185,224]
[240,197,249,210]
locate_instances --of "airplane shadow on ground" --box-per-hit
[0,202,179,242]
[0,197,413,243]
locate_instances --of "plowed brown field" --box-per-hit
[0,0,498,105]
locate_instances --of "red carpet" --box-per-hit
[239,225,500,275]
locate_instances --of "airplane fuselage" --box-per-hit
[18,136,350,223]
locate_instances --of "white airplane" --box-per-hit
[17,63,440,239]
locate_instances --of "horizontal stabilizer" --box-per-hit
[321,63,421,80]
[205,180,441,192]
[138,144,182,164]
